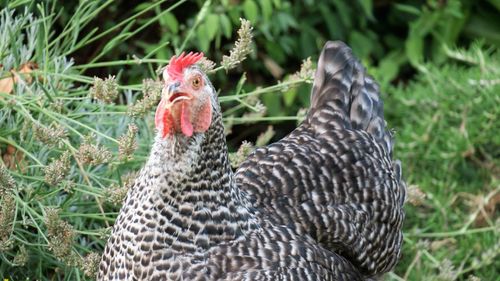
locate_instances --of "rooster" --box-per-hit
[98,41,406,280]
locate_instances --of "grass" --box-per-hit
[0,1,499,280]
[383,44,500,280]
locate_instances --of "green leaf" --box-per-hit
[349,31,374,59]
[405,34,424,67]
[464,11,500,47]
[133,2,152,12]
[262,91,282,117]
[319,3,343,39]
[282,87,297,107]
[266,41,286,63]
[260,0,273,21]
[373,51,406,88]
[196,25,210,52]
[162,12,178,34]
[219,14,232,38]
[359,0,374,20]
[332,0,352,29]
[235,73,247,96]
[487,0,500,12]
[394,3,421,16]
[205,14,219,41]
[243,0,259,23]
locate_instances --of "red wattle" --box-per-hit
[162,110,174,137]
[155,99,174,138]
[154,99,166,129]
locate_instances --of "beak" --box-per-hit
[163,82,193,108]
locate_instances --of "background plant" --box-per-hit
[0,0,498,280]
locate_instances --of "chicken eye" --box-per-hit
[191,76,202,90]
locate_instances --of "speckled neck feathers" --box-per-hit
[142,111,259,251]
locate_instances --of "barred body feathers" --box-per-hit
[236,41,406,276]
[98,41,406,280]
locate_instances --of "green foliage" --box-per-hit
[0,5,154,279]
[384,44,500,281]
[0,0,498,280]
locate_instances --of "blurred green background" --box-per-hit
[0,0,498,280]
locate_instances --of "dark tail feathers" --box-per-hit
[306,41,394,156]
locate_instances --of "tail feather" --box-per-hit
[307,41,393,156]
[307,41,407,250]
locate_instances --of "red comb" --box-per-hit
[166,51,204,81]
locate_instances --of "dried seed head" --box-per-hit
[105,172,137,206]
[81,252,101,278]
[33,122,67,147]
[221,18,253,70]
[0,162,16,196]
[416,239,430,250]
[229,141,254,168]
[99,226,113,240]
[44,151,71,186]
[50,99,65,113]
[61,180,76,194]
[127,79,162,118]
[76,134,112,166]
[437,259,457,281]
[19,119,30,141]
[45,208,76,262]
[255,126,275,147]
[296,108,308,125]
[478,240,500,267]
[289,57,315,82]
[0,194,15,244]
[89,75,119,104]
[198,57,216,73]
[253,100,266,114]
[118,124,138,161]
[407,184,426,206]
[13,245,28,266]
[430,238,456,251]
[0,238,13,251]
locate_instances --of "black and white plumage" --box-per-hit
[98,41,406,280]
[235,41,406,276]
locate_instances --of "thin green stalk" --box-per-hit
[48,0,114,51]
[73,58,169,69]
[408,225,498,238]
[17,200,49,243]
[64,0,171,56]
[29,102,119,143]
[69,111,127,117]
[177,0,211,53]
[88,0,187,65]
[387,272,406,281]
[219,79,306,102]
[222,103,245,117]
[144,40,171,60]
[403,236,440,266]
[234,97,262,112]
[74,230,103,236]
[72,187,103,198]
[60,213,118,221]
